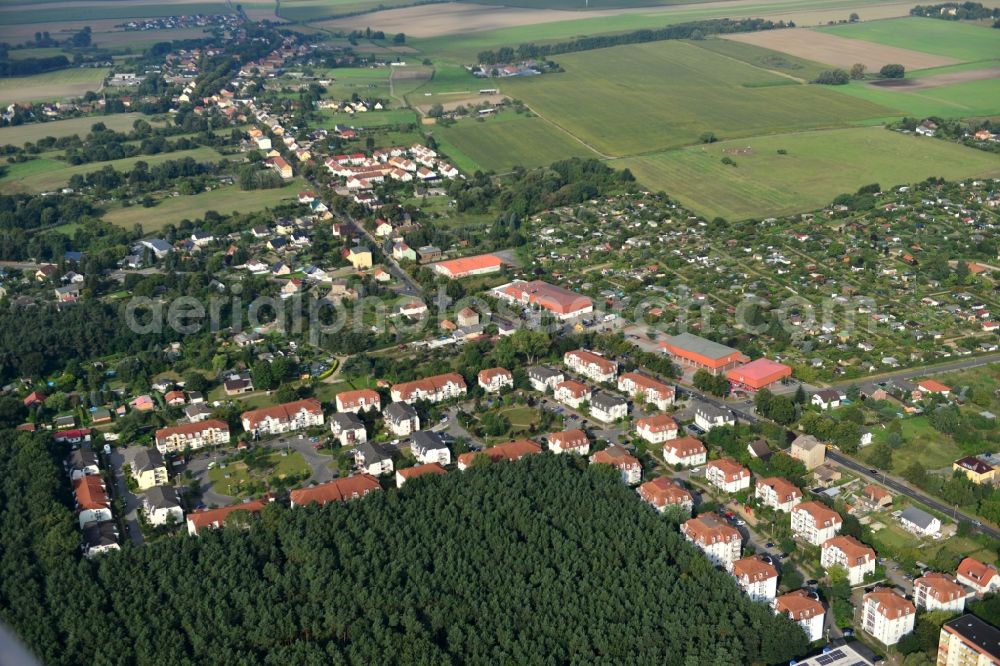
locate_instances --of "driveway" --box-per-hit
[108,447,144,547]
[261,435,337,485]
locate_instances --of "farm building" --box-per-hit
[727,358,792,392]
[659,333,748,375]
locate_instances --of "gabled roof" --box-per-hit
[793,501,842,527]
[590,444,640,469]
[774,590,824,621]
[457,440,541,467]
[864,588,914,619]
[74,476,109,510]
[733,555,777,582]
[638,477,691,508]
[397,462,447,481]
[242,399,323,429]
[823,535,876,565]
[290,476,381,506]
[958,557,999,586]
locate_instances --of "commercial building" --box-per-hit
[659,332,748,375]
[433,253,503,279]
[493,280,594,320]
[726,358,792,392]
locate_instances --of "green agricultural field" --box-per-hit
[0,3,230,24]
[0,113,153,146]
[828,77,1000,121]
[500,40,893,156]
[433,111,599,172]
[0,146,226,193]
[617,126,1000,220]
[688,37,830,82]
[0,67,108,106]
[318,109,418,128]
[278,0,418,21]
[103,180,302,231]
[817,16,1000,62]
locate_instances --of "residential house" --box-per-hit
[693,402,735,431]
[660,436,707,468]
[862,484,893,509]
[773,590,825,643]
[289,476,381,508]
[813,464,842,488]
[791,435,826,470]
[957,557,1000,595]
[478,367,513,393]
[589,391,628,423]
[335,388,381,414]
[563,349,618,383]
[241,399,324,436]
[637,477,693,514]
[553,380,591,409]
[681,514,742,571]
[354,441,393,476]
[82,521,119,557]
[130,395,155,412]
[164,390,186,406]
[732,555,779,602]
[528,366,564,392]
[706,457,750,493]
[142,486,184,526]
[66,449,99,480]
[391,373,467,404]
[822,535,877,585]
[410,431,451,465]
[899,506,941,537]
[546,428,589,455]
[344,246,373,269]
[329,412,367,447]
[155,419,230,454]
[617,372,675,410]
[914,573,966,613]
[384,402,420,436]
[792,502,843,545]
[74,476,112,528]
[456,307,479,327]
[755,477,802,513]
[862,588,915,646]
[396,462,447,488]
[918,379,951,397]
[130,448,168,491]
[590,445,642,485]
[635,414,679,445]
[456,440,541,470]
[812,389,842,410]
[954,457,997,485]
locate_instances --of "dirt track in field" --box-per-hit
[723,28,961,71]
[869,66,1000,90]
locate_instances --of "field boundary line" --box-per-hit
[519,102,609,159]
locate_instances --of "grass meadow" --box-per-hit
[103,180,302,231]
[816,16,1000,62]
[0,113,150,145]
[499,40,893,156]
[0,67,107,106]
[433,111,599,172]
[616,126,1000,220]
[828,77,1000,120]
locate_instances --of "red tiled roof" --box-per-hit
[915,572,965,602]
[155,419,229,446]
[707,457,749,482]
[391,373,466,401]
[565,349,616,374]
[682,514,740,545]
[187,498,269,532]
[958,557,998,587]
[457,440,541,467]
[590,445,640,470]
[636,414,677,433]
[638,477,691,508]
[435,254,503,277]
[823,535,876,566]
[794,501,842,528]
[548,428,588,450]
[865,588,914,619]
[733,555,777,582]
[73,476,108,510]
[397,463,447,480]
[918,379,950,393]
[290,475,381,506]
[242,399,322,430]
[478,367,512,383]
[756,476,802,502]
[619,372,673,398]
[775,590,824,621]
[499,280,592,316]
[555,380,590,398]
[663,436,706,458]
[336,389,380,410]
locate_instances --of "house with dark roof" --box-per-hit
[354,441,393,476]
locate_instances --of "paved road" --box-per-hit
[107,448,144,546]
[329,207,422,297]
[825,352,1000,394]
[826,449,1000,540]
[262,435,337,485]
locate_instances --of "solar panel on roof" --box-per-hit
[828,650,845,660]
[815,655,834,665]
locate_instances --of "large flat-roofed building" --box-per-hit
[659,332,749,375]
[493,280,593,320]
[938,614,1000,666]
[727,358,793,392]
[433,254,503,279]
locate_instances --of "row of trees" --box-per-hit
[476,18,791,64]
[0,446,810,665]
[814,63,905,84]
[910,1,1000,20]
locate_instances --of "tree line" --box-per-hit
[476,18,792,64]
[910,1,1000,20]
[0,444,810,665]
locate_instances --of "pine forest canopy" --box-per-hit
[0,433,808,665]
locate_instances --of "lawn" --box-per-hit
[935,364,1000,415]
[432,111,599,172]
[103,179,303,231]
[826,77,1000,121]
[616,126,1000,220]
[207,450,310,498]
[0,67,108,106]
[816,16,1000,63]
[0,146,226,193]
[0,113,152,146]
[499,40,893,156]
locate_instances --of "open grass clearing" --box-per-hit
[499,40,893,156]
[103,179,302,231]
[816,16,1000,62]
[828,75,1000,119]
[0,146,225,193]
[616,126,1000,220]
[0,67,107,106]
[0,113,153,146]
[207,450,310,498]
[432,111,599,172]
[864,415,962,472]
[723,26,960,71]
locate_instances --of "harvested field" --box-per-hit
[723,28,960,71]
[868,67,1000,91]
[416,93,508,113]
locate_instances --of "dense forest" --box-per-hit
[0,442,809,665]
[476,18,792,64]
